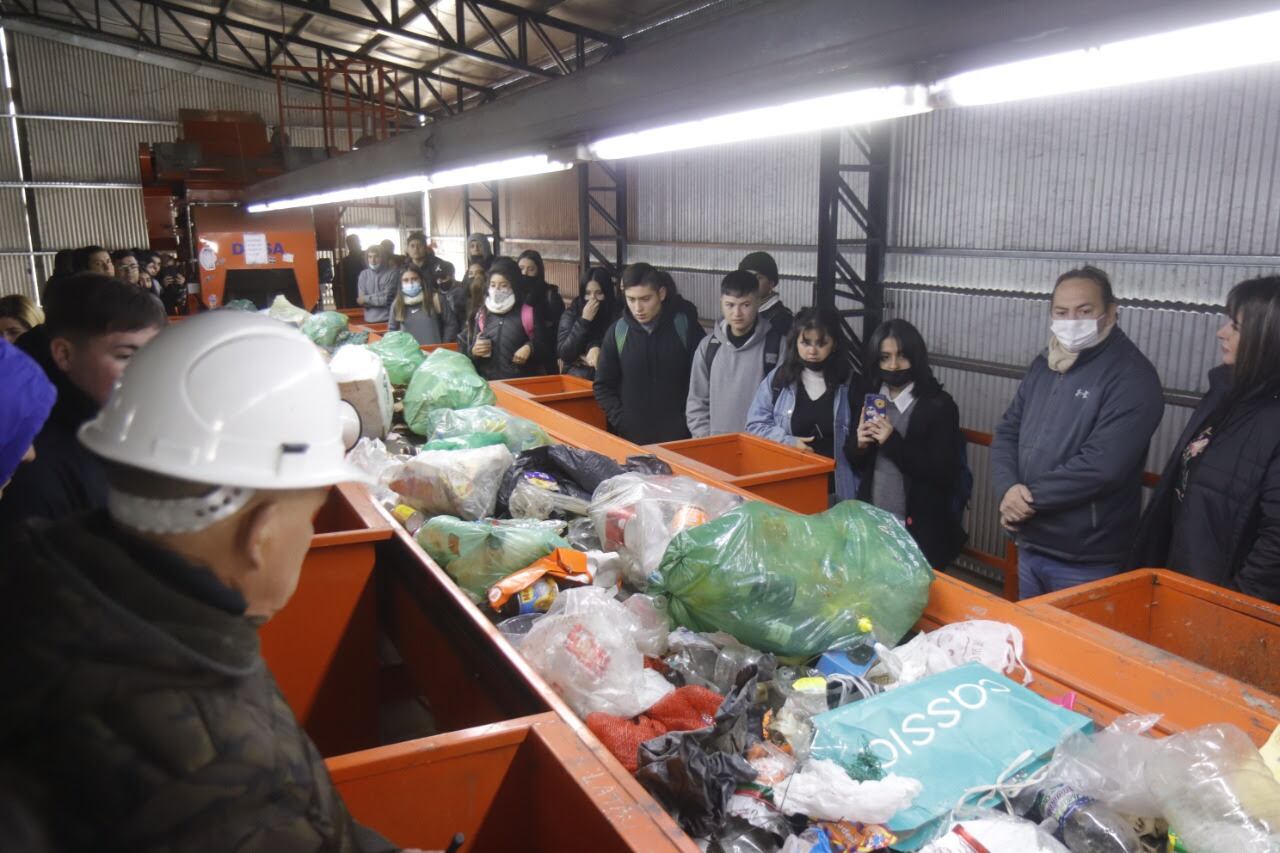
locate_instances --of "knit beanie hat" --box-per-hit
[0,339,56,485]
[738,251,779,284]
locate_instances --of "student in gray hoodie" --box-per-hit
[686,270,786,437]
[992,266,1163,598]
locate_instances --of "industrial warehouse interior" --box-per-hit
[1,1,1279,851]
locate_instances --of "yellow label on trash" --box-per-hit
[793,676,827,693]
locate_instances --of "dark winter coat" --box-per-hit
[437,281,468,345]
[557,296,616,379]
[519,278,565,374]
[593,301,706,445]
[845,381,968,568]
[991,328,1164,564]
[758,297,794,340]
[0,512,395,852]
[0,326,106,528]
[461,301,544,381]
[1129,366,1280,603]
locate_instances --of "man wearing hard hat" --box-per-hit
[0,313,402,851]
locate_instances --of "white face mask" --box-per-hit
[1051,317,1101,353]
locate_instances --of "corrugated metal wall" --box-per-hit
[4,31,336,299]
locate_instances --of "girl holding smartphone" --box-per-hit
[845,319,967,568]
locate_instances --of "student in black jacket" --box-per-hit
[1130,276,1280,603]
[594,265,705,445]
[0,274,165,527]
[845,319,967,568]
[518,250,565,374]
[460,257,544,381]
[558,267,618,379]
[739,250,794,339]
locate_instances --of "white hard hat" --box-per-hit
[79,311,372,490]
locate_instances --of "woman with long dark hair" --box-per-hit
[517,249,565,373]
[557,267,618,379]
[746,307,860,502]
[387,266,444,345]
[844,318,966,567]
[1130,277,1280,602]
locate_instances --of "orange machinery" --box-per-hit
[139,109,339,309]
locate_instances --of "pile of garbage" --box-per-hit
[344,351,1280,853]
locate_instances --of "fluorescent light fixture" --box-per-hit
[247,153,571,213]
[588,85,930,160]
[942,9,1280,107]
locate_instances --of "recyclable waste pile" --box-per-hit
[342,353,1280,853]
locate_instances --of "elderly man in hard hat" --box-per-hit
[0,313,401,852]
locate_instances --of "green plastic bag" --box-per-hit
[367,331,426,386]
[403,349,497,434]
[650,500,934,656]
[418,516,568,601]
[223,298,258,312]
[301,311,349,346]
[424,432,507,451]
[268,294,310,327]
[422,405,551,452]
[332,329,369,349]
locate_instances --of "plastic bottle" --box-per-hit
[1015,783,1142,853]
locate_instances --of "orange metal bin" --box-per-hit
[924,573,1280,745]
[644,432,834,513]
[492,374,607,430]
[259,482,395,756]
[1023,569,1280,697]
[328,712,693,852]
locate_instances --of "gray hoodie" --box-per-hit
[686,318,784,437]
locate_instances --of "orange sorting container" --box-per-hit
[422,342,460,353]
[1024,569,1280,697]
[492,374,607,430]
[328,712,693,852]
[259,482,395,756]
[644,432,834,513]
[923,573,1279,745]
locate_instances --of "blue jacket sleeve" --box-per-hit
[745,371,791,445]
[1026,364,1164,512]
[991,367,1033,502]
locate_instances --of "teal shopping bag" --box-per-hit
[810,663,1091,848]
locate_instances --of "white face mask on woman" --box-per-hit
[1051,317,1101,353]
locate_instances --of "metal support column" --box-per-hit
[814,124,890,374]
[577,160,627,279]
[462,180,500,255]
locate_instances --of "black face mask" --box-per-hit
[801,354,832,372]
[881,367,913,388]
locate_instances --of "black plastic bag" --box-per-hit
[635,669,762,837]
[496,446,672,516]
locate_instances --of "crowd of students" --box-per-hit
[432,245,1280,604]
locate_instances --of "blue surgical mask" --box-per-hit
[402,282,423,298]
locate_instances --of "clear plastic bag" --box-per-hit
[301,310,349,346]
[519,586,674,718]
[419,405,551,452]
[1041,714,1164,818]
[418,516,567,602]
[403,349,496,433]
[367,330,426,385]
[1145,723,1280,853]
[588,473,742,589]
[509,478,592,520]
[385,444,513,519]
[651,500,934,657]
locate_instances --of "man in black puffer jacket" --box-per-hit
[594,266,705,445]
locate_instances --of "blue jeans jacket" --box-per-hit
[745,368,858,502]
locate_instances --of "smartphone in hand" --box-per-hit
[863,393,889,423]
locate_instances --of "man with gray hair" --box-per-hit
[0,313,406,851]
